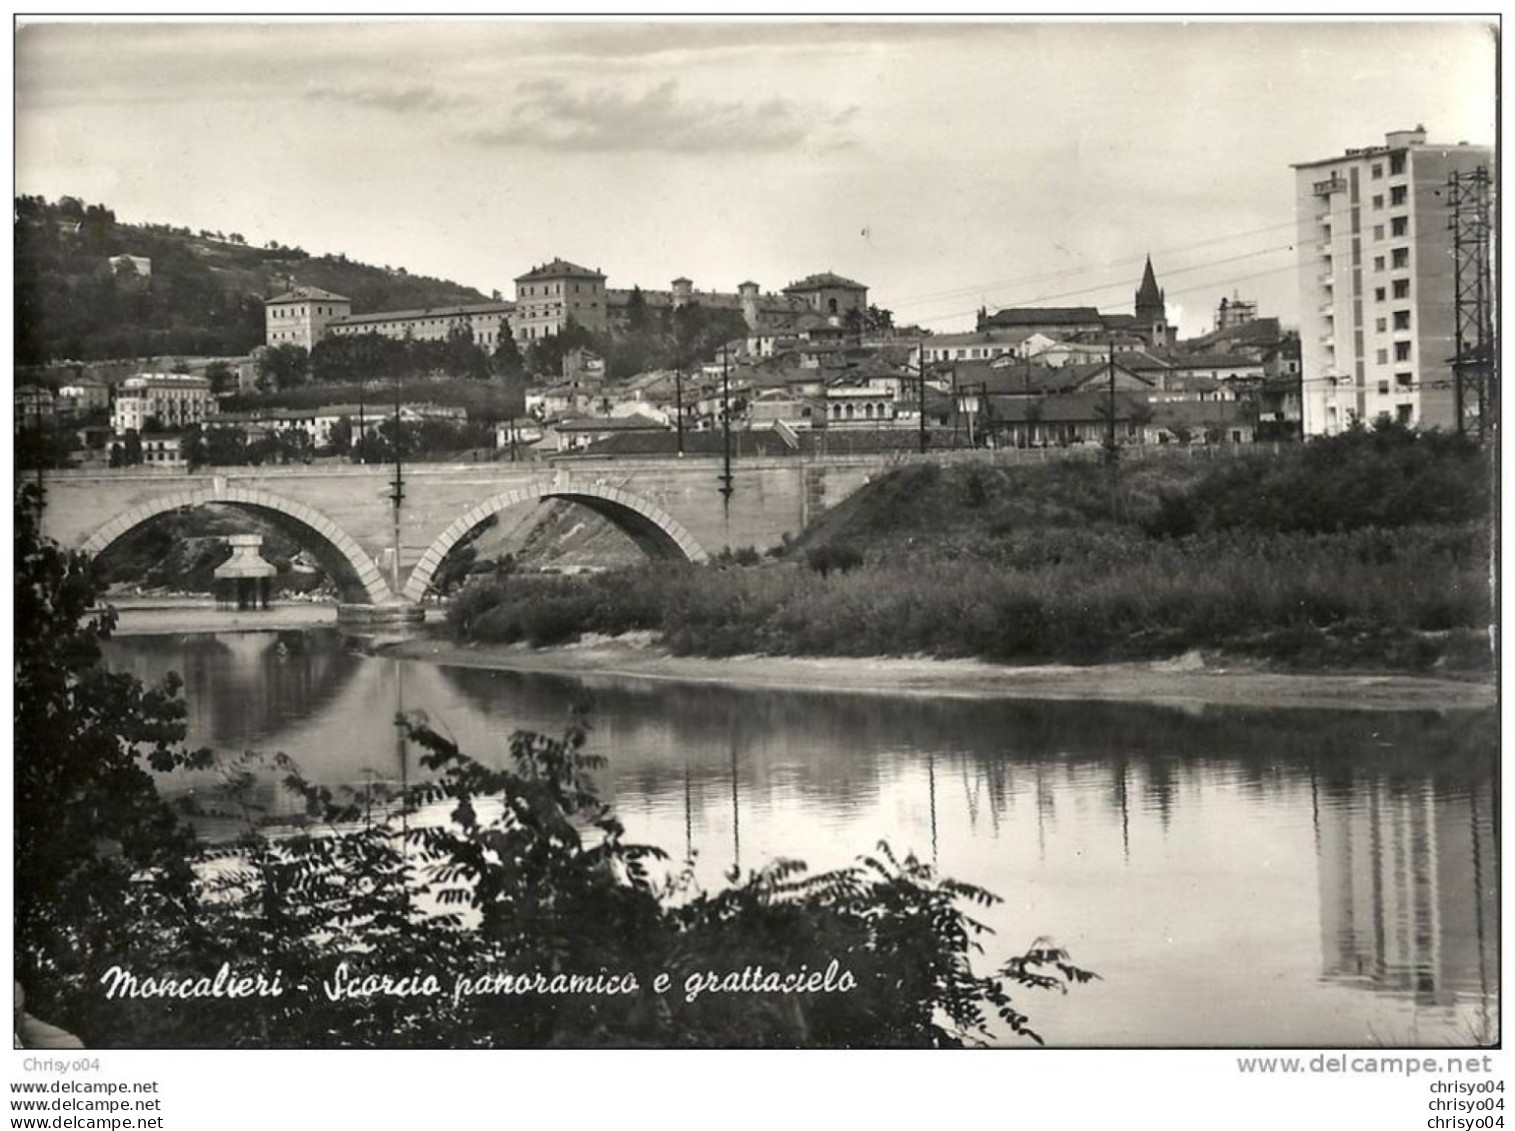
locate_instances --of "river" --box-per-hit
[101,627,1499,1049]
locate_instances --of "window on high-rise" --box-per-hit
[1372,225,1384,240]
[1378,380,1390,395]
[1390,185,1408,206]
[1393,279,1410,299]
[1376,349,1388,364]
[1372,194,1384,209]
[1373,256,1385,272]
[1391,216,1408,237]
[1390,153,1406,175]
[1395,372,1413,389]
[1394,341,1412,361]
[1375,318,1387,332]
[1393,310,1411,330]
[1374,287,1386,301]
[1391,248,1409,269]
[1371,163,1383,179]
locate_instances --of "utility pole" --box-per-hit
[1106,341,1119,521]
[32,400,45,503]
[356,376,366,465]
[390,365,405,596]
[960,381,987,447]
[951,367,960,448]
[718,347,734,506]
[917,342,928,454]
[674,361,685,456]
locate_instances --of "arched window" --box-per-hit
[828,297,838,315]
[845,404,855,419]
[865,403,874,419]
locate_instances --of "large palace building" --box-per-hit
[265,262,869,351]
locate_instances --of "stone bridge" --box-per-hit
[36,452,910,619]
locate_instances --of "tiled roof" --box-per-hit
[784,271,867,293]
[1182,317,1283,351]
[569,430,794,458]
[982,392,1148,423]
[514,258,604,282]
[267,286,350,304]
[330,301,515,326]
[981,306,1105,328]
[554,412,669,433]
[1162,352,1263,370]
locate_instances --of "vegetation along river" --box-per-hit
[102,627,1499,1048]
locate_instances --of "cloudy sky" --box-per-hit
[15,18,1496,336]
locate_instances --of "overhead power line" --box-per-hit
[890,218,1303,310]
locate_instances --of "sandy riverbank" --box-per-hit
[109,599,339,636]
[377,634,1496,713]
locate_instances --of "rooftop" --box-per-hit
[330,301,515,326]
[515,258,605,282]
[784,271,867,293]
[981,306,1106,328]
[266,286,350,304]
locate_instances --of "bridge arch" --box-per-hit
[79,485,392,605]
[404,481,709,602]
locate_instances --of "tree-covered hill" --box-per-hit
[15,195,493,364]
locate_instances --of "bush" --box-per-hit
[806,544,864,578]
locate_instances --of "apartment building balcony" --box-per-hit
[1313,175,1348,196]
[1318,303,1334,316]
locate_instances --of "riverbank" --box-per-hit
[377,634,1496,713]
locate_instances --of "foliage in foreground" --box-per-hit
[15,485,1091,1047]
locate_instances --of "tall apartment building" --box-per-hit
[1293,127,1491,435]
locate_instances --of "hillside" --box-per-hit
[15,195,492,365]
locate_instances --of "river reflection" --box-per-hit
[101,630,1499,1048]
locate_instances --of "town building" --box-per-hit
[111,373,214,434]
[1215,294,1258,330]
[1132,256,1174,347]
[513,259,609,341]
[15,384,56,427]
[139,433,188,467]
[976,259,1177,349]
[1293,126,1492,434]
[918,329,1039,364]
[977,305,1108,337]
[325,301,515,348]
[265,261,870,360]
[56,379,111,416]
[264,286,353,350]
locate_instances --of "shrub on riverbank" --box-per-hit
[449,523,1490,670]
[447,427,1493,672]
